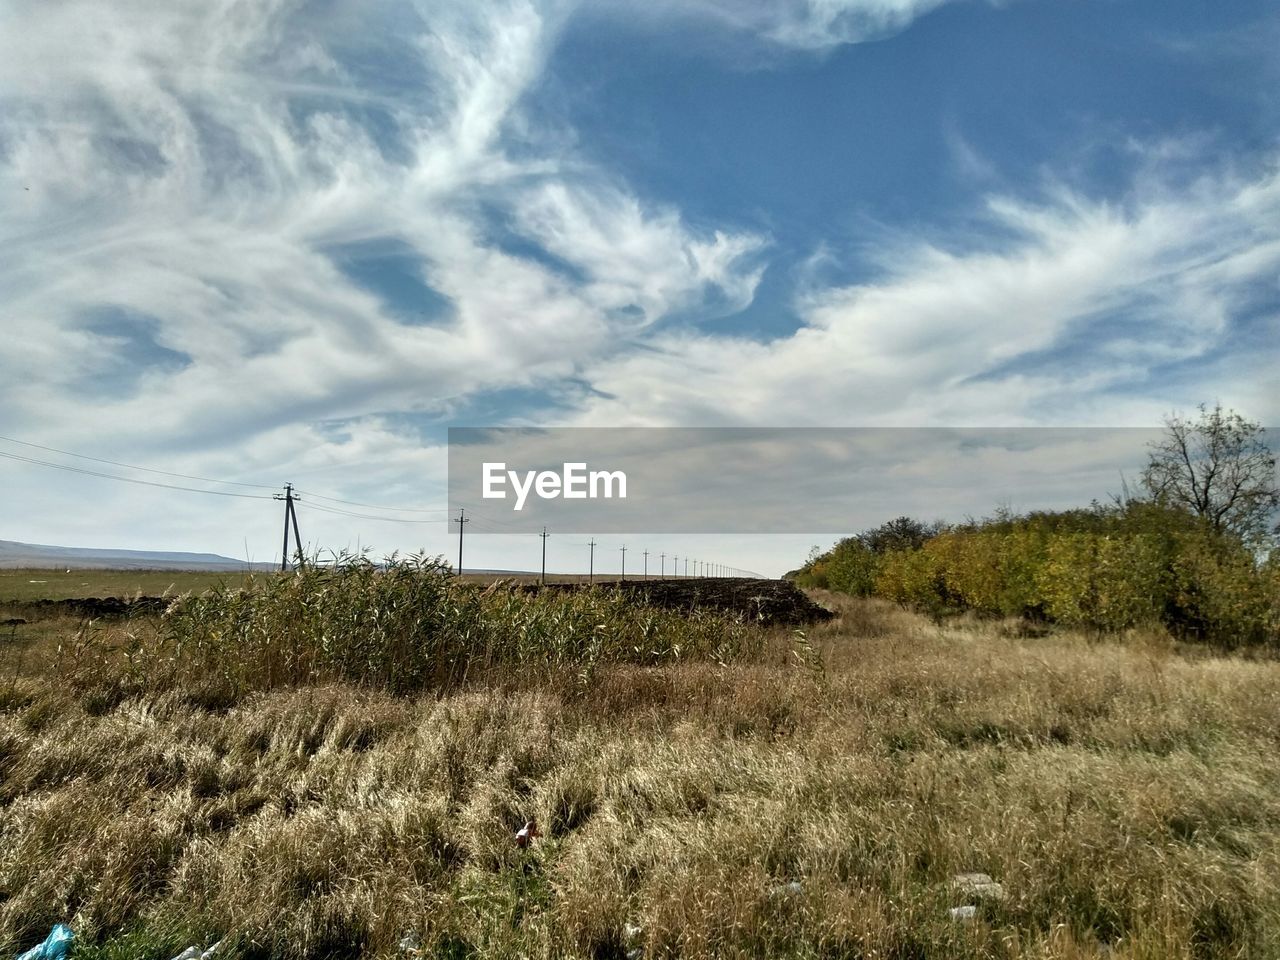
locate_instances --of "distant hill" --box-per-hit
[0,538,271,571]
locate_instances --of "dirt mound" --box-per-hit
[523,577,834,627]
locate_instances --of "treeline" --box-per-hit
[792,503,1280,647]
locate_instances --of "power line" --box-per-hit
[0,434,453,517]
[291,488,448,515]
[0,434,277,489]
[0,448,275,500]
[300,500,445,524]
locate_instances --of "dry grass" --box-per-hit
[1,596,1278,959]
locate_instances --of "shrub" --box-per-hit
[812,502,1279,646]
[76,555,759,698]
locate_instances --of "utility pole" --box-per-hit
[587,538,596,584]
[620,544,627,581]
[539,526,549,584]
[274,483,303,571]
[642,549,649,580]
[454,508,469,576]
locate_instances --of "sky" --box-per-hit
[0,0,1277,576]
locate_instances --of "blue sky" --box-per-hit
[0,0,1276,575]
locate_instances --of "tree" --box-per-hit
[858,516,939,554]
[1141,403,1278,545]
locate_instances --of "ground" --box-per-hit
[0,569,254,605]
[0,589,1277,959]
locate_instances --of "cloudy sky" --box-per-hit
[1,0,1277,575]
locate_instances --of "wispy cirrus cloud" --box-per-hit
[0,0,765,451]
[589,0,974,52]
[567,156,1280,429]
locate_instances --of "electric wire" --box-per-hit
[300,500,445,524]
[0,449,276,500]
[292,489,449,514]
[0,434,278,490]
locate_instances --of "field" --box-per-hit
[0,569,257,605]
[1,575,1278,959]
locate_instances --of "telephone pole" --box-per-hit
[274,483,303,571]
[539,526,549,584]
[620,544,627,581]
[454,508,469,576]
[587,538,596,583]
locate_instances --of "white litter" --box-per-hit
[949,905,977,921]
[169,940,222,960]
[951,872,1005,901]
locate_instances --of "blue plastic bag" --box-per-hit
[16,924,73,960]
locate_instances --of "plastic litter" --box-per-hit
[949,905,977,921]
[769,880,804,898]
[515,819,540,848]
[169,939,223,960]
[17,924,74,960]
[397,932,422,957]
[622,921,643,958]
[951,872,1005,901]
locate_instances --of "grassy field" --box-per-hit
[0,569,258,604]
[1,585,1278,959]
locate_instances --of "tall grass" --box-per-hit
[2,598,1278,959]
[81,555,756,700]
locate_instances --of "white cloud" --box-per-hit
[567,159,1280,429]
[591,0,968,52]
[0,0,764,445]
[0,0,776,559]
[513,180,766,322]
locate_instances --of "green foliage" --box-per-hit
[809,503,1279,646]
[1169,530,1280,648]
[824,538,883,596]
[99,555,758,698]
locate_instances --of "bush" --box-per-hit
[1169,532,1280,648]
[810,503,1279,647]
[78,555,759,698]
